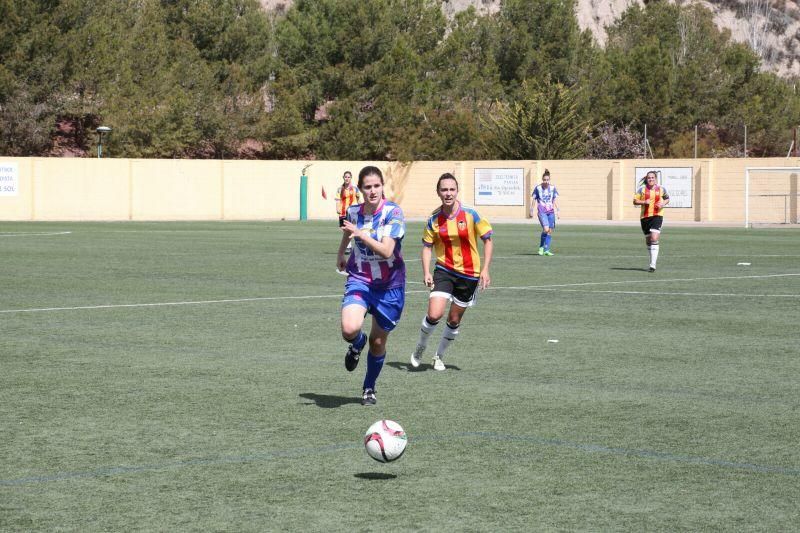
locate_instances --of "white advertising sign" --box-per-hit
[474,168,525,206]
[635,167,693,208]
[0,162,19,196]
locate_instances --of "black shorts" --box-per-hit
[338,216,346,227]
[431,268,479,307]
[640,216,664,235]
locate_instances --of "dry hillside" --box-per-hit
[260,0,800,76]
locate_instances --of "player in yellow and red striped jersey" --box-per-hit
[633,170,670,272]
[335,170,361,252]
[410,173,493,371]
[336,170,361,222]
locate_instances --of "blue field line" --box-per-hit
[0,443,359,487]
[1,433,797,487]
[457,432,800,476]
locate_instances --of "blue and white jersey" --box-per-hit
[344,199,406,290]
[532,184,559,214]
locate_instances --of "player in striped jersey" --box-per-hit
[337,166,406,405]
[529,169,559,255]
[633,171,670,272]
[410,173,493,371]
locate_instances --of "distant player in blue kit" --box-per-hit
[337,166,406,406]
[530,169,559,256]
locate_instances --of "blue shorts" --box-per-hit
[538,211,556,229]
[342,278,405,332]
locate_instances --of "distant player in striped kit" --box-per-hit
[530,169,559,256]
[337,166,406,405]
[335,170,361,252]
[411,173,493,371]
[633,171,670,272]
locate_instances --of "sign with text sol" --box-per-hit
[474,168,525,206]
[635,167,693,208]
[0,162,19,196]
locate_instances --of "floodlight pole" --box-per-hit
[96,126,111,158]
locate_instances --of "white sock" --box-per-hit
[649,244,659,268]
[417,316,438,349]
[436,322,459,358]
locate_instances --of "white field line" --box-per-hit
[525,288,800,298]
[0,295,345,314]
[488,254,800,260]
[495,272,800,291]
[406,254,800,262]
[0,231,72,237]
[2,273,798,314]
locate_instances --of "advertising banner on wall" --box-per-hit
[635,167,693,208]
[0,162,19,196]
[474,168,525,206]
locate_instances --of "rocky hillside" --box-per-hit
[261,0,800,77]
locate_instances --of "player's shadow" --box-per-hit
[385,361,461,372]
[354,472,397,480]
[610,267,651,272]
[299,393,362,408]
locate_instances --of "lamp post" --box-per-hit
[96,126,111,158]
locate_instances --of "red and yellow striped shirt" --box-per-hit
[634,185,670,218]
[422,203,493,279]
[336,185,361,216]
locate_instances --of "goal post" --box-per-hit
[744,167,800,228]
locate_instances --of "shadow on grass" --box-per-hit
[299,393,361,408]
[354,472,397,480]
[610,267,651,272]
[385,361,461,372]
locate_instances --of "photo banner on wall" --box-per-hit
[635,167,693,208]
[474,168,525,206]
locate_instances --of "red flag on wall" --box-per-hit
[321,186,328,199]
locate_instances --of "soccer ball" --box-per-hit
[364,419,407,463]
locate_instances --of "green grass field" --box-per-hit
[1,220,798,531]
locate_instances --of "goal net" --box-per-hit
[745,167,800,227]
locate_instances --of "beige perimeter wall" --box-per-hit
[1,157,798,224]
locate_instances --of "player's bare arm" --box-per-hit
[421,245,433,287]
[336,233,350,270]
[479,238,493,290]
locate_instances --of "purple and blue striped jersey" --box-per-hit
[345,199,406,289]
[532,184,559,214]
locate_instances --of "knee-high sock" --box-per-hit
[545,233,552,249]
[362,352,385,390]
[416,315,439,349]
[347,331,367,353]
[540,232,547,248]
[649,243,660,267]
[436,322,460,358]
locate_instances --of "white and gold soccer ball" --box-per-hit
[364,419,407,463]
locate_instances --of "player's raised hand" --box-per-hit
[341,220,361,240]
